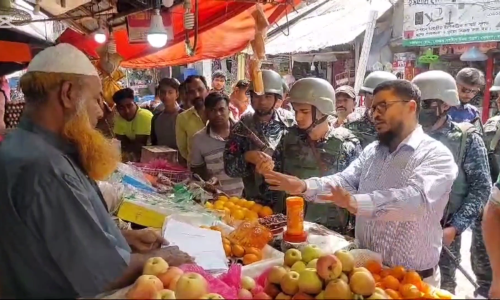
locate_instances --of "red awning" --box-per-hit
[0,41,33,63]
[57,0,299,68]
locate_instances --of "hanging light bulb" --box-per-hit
[94,28,107,44]
[460,46,488,62]
[147,9,168,48]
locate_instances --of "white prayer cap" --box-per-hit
[27,43,99,77]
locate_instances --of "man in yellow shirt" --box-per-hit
[113,88,153,161]
[176,75,208,163]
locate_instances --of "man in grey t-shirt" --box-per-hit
[190,92,244,196]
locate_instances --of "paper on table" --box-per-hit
[162,218,228,273]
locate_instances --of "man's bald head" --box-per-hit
[20,43,103,127]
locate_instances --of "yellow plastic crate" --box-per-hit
[117,201,166,228]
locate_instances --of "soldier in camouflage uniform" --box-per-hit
[224,70,294,209]
[412,71,491,294]
[346,71,397,148]
[272,78,362,235]
[468,72,500,298]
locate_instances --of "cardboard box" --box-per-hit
[141,146,178,163]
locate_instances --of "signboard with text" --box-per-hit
[126,12,174,44]
[403,0,500,46]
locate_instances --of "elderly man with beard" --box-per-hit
[412,71,490,294]
[175,75,208,163]
[0,44,192,298]
[224,70,294,208]
[264,80,458,286]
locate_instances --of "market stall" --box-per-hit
[99,158,457,300]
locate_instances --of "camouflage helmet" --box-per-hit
[288,77,335,115]
[491,72,500,92]
[249,69,283,98]
[412,70,459,106]
[360,71,397,94]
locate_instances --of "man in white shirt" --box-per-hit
[264,79,458,286]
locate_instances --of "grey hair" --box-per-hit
[456,68,485,87]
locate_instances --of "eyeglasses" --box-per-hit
[460,86,480,95]
[370,100,407,114]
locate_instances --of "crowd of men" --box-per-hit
[0,43,500,298]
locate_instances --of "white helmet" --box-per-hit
[360,71,397,94]
[412,70,460,106]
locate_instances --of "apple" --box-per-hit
[158,267,184,288]
[324,278,352,299]
[291,261,307,273]
[280,271,300,295]
[298,268,323,295]
[263,283,281,298]
[174,272,208,299]
[315,291,324,300]
[241,276,256,290]
[275,292,292,300]
[200,293,224,299]
[158,289,176,299]
[135,275,164,291]
[284,249,302,267]
[316,255,343,281]
[238,288,253,299]
[334,250,355,273]
[292,292,314,300]
[267,266,288,284]
[306,259,318,269]
[339,273,348,283]
[127,280,162,299]
[301,245,323,263]
[253,292,272,299]
[143,257,170,276]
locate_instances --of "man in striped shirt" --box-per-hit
[190,92,244,196]
[264,80,458,287]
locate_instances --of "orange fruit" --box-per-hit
[259,206,273,217]
[224,201,235,208]
[250,204,263,213]
[245,247,263,260]
[244,210,259,221]
[416,281,431,293]
[375,282,385,289]
[372,274,381,282]
[231,244,245,257]
[237,199,248,207]
[403,271,422,285]
[223,243,232,257]
[399,283,421,299]
[382,275,400,291]
[204,202,214,209]
[232,209,245,220]
[222,237,231,245]
[228,196,239,203]
[391,266,407,281]
[385,289,402,299]
[366,260,383,274]
[244,200,256,209]
[242,253,260,265]
[223,207,231,214]
[380,268,391,278]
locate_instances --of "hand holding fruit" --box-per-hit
[263,171,306,195]
[123,228,167,253]
[148,246,194,266]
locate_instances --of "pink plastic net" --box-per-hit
[178,264,275,298]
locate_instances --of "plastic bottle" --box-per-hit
[283,196,307,243]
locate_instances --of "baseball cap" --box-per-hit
[335,85,356,99]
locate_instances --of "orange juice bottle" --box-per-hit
[283,196,307,243]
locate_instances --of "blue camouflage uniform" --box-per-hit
[345,108,377,149]
[272,121,362,235]
[223,109,294,209]
[429,118,491,294]
[468,114,500,297]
